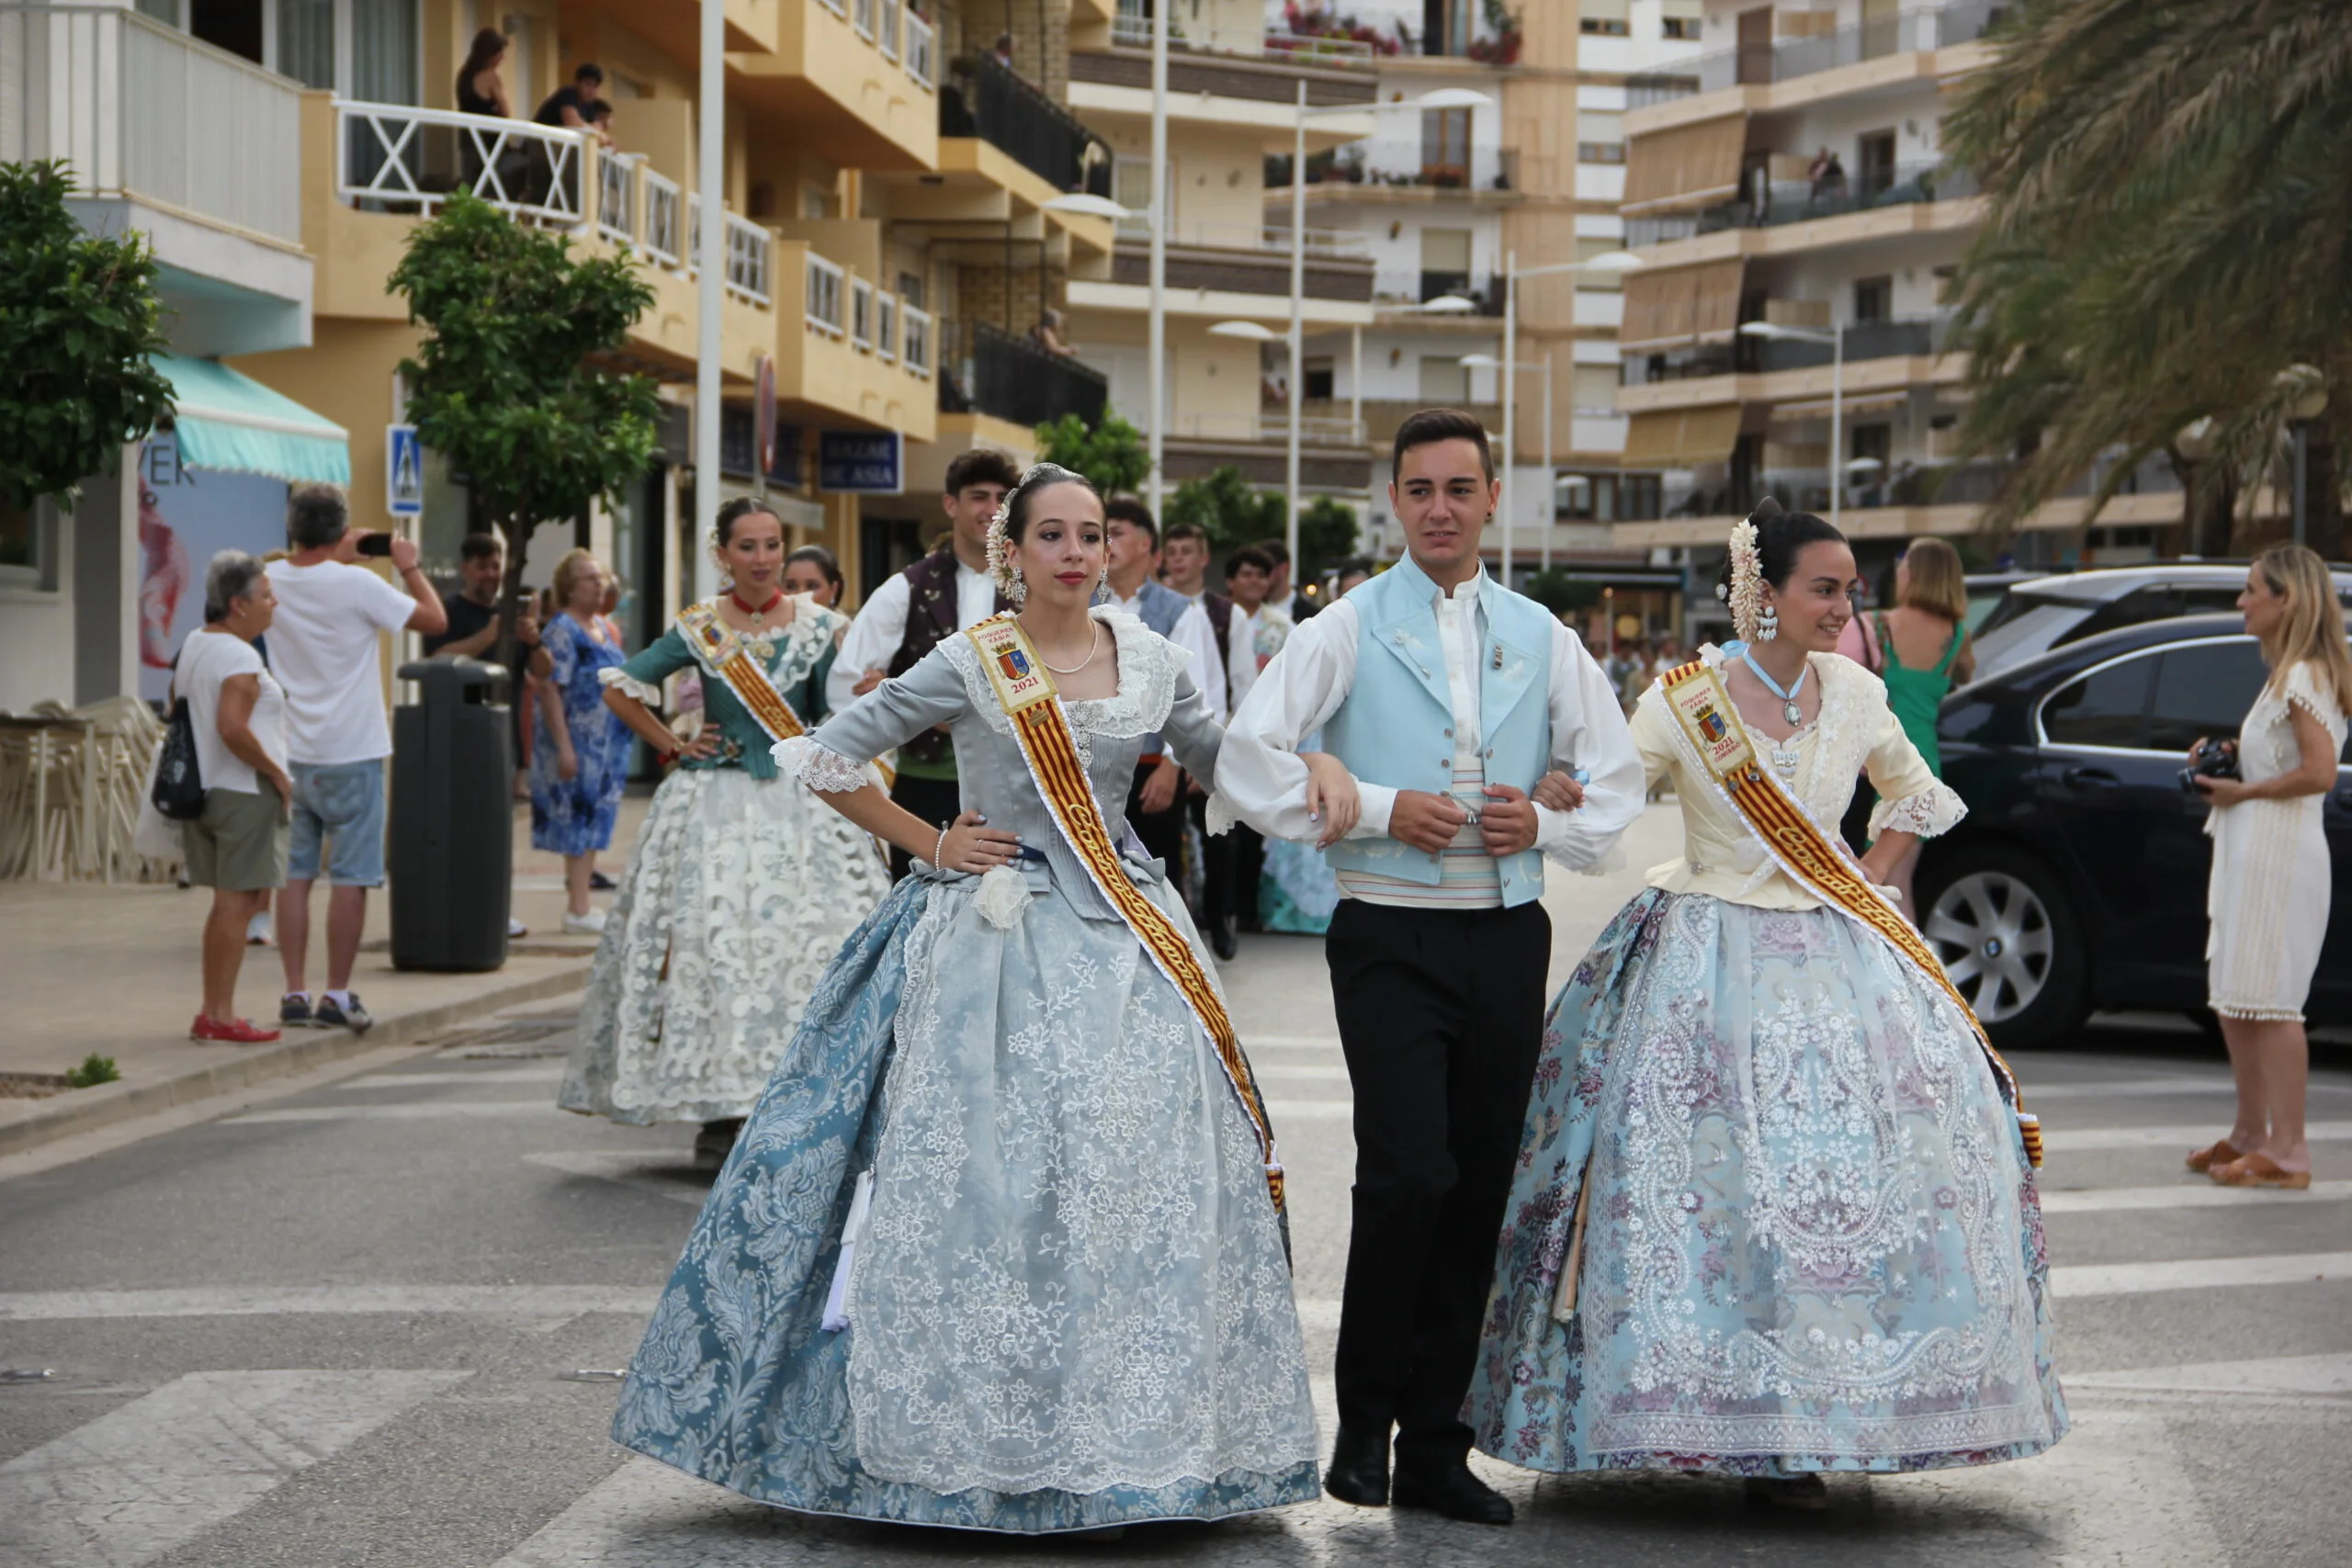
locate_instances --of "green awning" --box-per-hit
[153,354,351,486]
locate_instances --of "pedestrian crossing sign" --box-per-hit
[386,424,424,518]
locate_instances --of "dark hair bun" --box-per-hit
[1713,497,1845,599]
[1747,496,1784,524]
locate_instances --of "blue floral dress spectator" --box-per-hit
[530,609,631,859]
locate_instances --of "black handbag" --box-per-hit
[151,693,207,821]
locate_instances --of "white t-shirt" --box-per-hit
[175,628,286,795]
[264,559,418,765]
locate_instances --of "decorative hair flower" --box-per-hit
[1724,516,1765,643]
[984,494,1019,601]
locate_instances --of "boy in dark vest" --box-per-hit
[828,449,1019,877]
[1102,498,1227,869]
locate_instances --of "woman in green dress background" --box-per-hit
[1871,536,1974,916]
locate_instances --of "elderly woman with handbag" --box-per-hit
[172,552,295,1043]
[2187,544,2352,1190]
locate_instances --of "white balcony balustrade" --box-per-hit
[806,254,847,335]
[1,2,302,244]
[901,304,933,376]
[338,98,590,226]
[903,11,935,87]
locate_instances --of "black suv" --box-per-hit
[1917,614,2352,1048]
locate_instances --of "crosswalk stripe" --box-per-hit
[1251,1063,1351,1083]
[0,1371,466,1568]
[224,1101,558,1122]
[2051,1121,2352,1151]
[2067,1351,2352,1397]
[2040,1179,2352,1213]
[1243,1036,1342,1051]
[345,1067,566,1088]
[2052,1251,2352,1297]
[1263,1100,1352,1120]
[0,1286,659,1321]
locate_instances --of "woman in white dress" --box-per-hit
[558,499,893,1166]
[2187,544,2352,1190]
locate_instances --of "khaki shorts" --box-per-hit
[183,786,290,892]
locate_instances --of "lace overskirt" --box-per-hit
[1470,890,2067,1477]
[559,766,892,1124]
[612,870,1321,1530]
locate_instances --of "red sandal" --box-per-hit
[2211,1153,2312,1190]
[2186,1138,2243,1173]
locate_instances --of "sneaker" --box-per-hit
[508,918,530,939]
[589,870,616,891]
[562,908,609,935]
[279,994,315,1030]
[245,912,272,946]
[313,993,373,1033]
[192,1015,282,1044]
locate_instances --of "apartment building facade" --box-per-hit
[1612,0,2179,612]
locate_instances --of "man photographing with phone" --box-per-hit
[264,484,447,1034]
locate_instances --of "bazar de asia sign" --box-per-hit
[818,431,902,494]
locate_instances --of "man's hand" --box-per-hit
[1139,756,1182,815]
[1531,771,1586,813]
[1302,752,1361,848]
[854,666,887,698]
[515,612,541,647]
[389,535,421,574]
[1479,784,1540,857]
[1390,789,1469,855]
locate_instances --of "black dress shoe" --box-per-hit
[1323,1426,1390,1506]
[1209,918,1238,962]
[1392,1461,1514,1525]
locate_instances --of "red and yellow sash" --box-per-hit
[678,601,808,746]
[1660,658,2041,1167]
[964,614,1286,1214]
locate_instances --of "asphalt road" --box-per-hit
[2,881,2348,1566]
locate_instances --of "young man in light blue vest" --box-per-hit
[1216,409,1644,1524]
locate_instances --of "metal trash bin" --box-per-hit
[390,657,512,972]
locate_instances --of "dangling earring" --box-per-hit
[1007,571,1029,607]
[1096,565,1112,600]
[1758,601,1780,642]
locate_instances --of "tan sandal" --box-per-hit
[2211,1153,2312,1190]
[2186,1138,2243,1173]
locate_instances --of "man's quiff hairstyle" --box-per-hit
[944,448,1020,496]
[1391,407,1494,484]
[1103,496,1158,544]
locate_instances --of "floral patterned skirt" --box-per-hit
[1469,889,2067,1476]
[611,869,1321,1531]
[1257,837,1339,935]
[559,766,891,1125]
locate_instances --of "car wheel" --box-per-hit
[1918,845,2089,1051]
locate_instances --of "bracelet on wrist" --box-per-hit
[933,822,952,869]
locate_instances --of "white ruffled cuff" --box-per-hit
[598,667,662,705]
[1204,793,1241,838]
[773,735,871,794]
[1868,780,1966,840]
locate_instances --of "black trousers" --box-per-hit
[1125,760,1186,867]
[886,773,962,882]
[1324,897,1551,1469]
[1187,793,1236,933]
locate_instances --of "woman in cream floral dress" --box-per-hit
[1468,502,2064,1508]
[559,499,890,1167]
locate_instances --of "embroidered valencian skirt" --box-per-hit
[611,868,1321,1531]
[1468,889,2068,1477]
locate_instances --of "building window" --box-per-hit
[1419,355,1469,403]
[1577,142,1626,164]
[1420,107,1473,186]
[1303,356,1335,401]
[0,496,56,591]
[1580,19,1630,36]
[1853,276,1893,322]
[1662,17,1700,39]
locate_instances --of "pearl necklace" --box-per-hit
[1035,622,1105,675]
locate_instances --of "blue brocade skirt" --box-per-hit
[1468,889,2068,1477]
[612,870,1321,1531]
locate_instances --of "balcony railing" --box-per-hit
[596,152,636,245]
[1632,162,1979,246]
[940,319,1108,430]
[943,51,1102,192]
[1154,220,1374,260]
[642,169,683,266]
[337,98,591,224]
[1110,12,1374,62]
[1284,139,1518,194]
[902,304,933,377]
[904,11,936,86]
[1686,2,2011,94]
[1,3,303,245]
[806,254,846,335]
[1372,267,1505,311]
[1621,314,1954,384]
[684,195,774,305]
[1179,412,1370,446]
[850,276,875,350]
[878,0,900,61]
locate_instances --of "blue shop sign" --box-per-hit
[818,431,903,493]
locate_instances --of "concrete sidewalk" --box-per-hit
[0,792,654,1157]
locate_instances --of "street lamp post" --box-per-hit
[1492,250,1645,587]
[1739,319,1847,531]
[1148,2,1168,515]
[1461,352,1553,570]
[693,0,726,598]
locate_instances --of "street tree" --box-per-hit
[1035,411,1148,495]
[388,191,660,655]
[1166,470,1361,580]
[0,162,172,516]
[1945,0,2352,554]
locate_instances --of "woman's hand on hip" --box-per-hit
[938,810,1022,874]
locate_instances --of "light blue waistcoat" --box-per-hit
[1319,555,1556,909]
[1125,580,1192,758]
